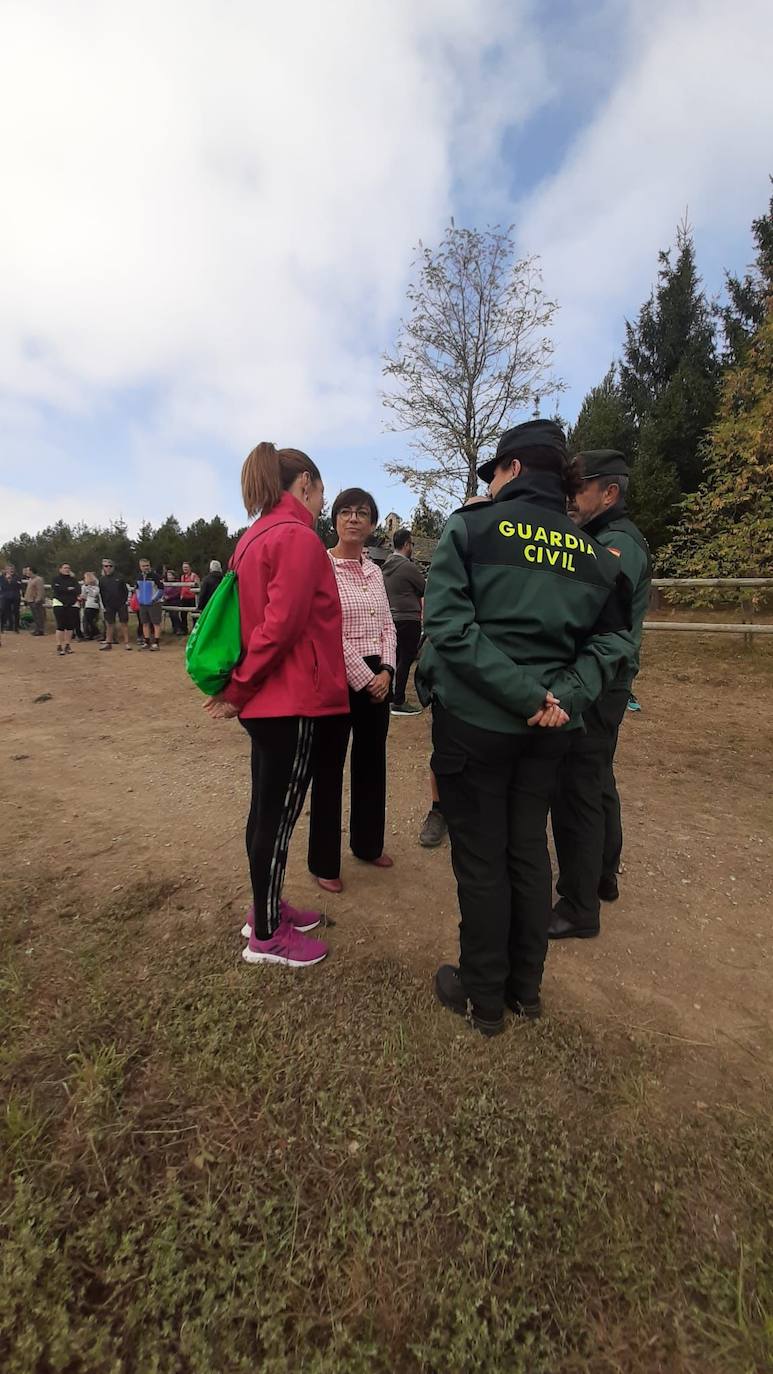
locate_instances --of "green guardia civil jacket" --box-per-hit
[583,501,651,690]
[416,473,635,734]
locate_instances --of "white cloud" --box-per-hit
[2,0,771,541]
[0,0,549,541]
[518,0,773,416]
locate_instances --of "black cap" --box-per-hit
[576,449,630,481]
[477,419,567,486]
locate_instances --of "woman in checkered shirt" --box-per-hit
[308,488,397,893]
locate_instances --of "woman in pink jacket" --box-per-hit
[205,442,349,969]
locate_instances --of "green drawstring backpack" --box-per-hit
[185,522,292,697]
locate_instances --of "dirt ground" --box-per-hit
[1,628,771,1103]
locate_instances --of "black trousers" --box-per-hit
[242,716,319,940]
[432,703,570,1015]
[308,676,390,878]
[1,600,20,631]
[83,607,101,639]
[393,619,422,705]
[551,686,629,928]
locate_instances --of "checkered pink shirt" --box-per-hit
[328,552,397,691]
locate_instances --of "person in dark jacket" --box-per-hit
[417,419,634,1037]
[98,559,132,650]
[197,560,223,613]
[382,529,425,716]
[51,563,81,656]
[549,450,651,938]
[0,565,23,633]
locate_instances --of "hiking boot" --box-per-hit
[390,702,422,716]
[505,994,542,1021]
[419,808,447,848]
[57,646,65,656]
[434,964,505,1037]
[598,873,619,902]
[242,927,328,967]
[138,640,148,650]
[150,642,160,652]
[241,899,322,939]
[64,644,73,654]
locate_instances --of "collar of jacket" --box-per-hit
[266,490,315,528]
[493,471,566,513]
[583,498,627,539]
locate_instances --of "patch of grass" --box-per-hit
[0,882,771,1374]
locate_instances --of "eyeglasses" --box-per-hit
[338,508,372,522]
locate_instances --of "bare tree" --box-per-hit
[382,224,561,505]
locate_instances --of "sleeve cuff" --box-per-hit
[221,678,252,711]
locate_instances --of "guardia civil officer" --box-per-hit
[417,419,635,1037]
[549,450,651,939]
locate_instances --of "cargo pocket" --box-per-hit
[430,750,467,831]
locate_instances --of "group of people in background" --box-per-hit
[0,557,225,655]
[202,427,650,1039]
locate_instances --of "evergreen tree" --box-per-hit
[620,221,718,492]
[660,311,773,583]
[717,182,773,366]
[410,496,447,539]
[568,364,635,456]
[316,506,336,549]
[628,424,682,551]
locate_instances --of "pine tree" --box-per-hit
[410,497,447,539]
[717,183,773,366]
[568,364,635,456]
[660,311,773,583]
[628,424,682,551]
[620,221,718,492]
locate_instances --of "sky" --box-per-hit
[1,0,772,543]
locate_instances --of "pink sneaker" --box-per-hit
[240,900,321,939]
[242,926,328,967]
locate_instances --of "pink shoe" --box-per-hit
[240,899,321,939]
[242,926,328,967]
[369,853,393,869]
[314,875,344,894]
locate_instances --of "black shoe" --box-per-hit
[434,964,505,1037]
[598,874,619,903]
[548,911,600,940]
[505,994,542,1020]
[419,808,447,848]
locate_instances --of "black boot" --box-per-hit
[598,873,619,902]
[434,965,504,1037]
[548,903,600,940]
[505,993,542,1020]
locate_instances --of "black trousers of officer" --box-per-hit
[552,686,629,928]
[432,703,570,1015]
